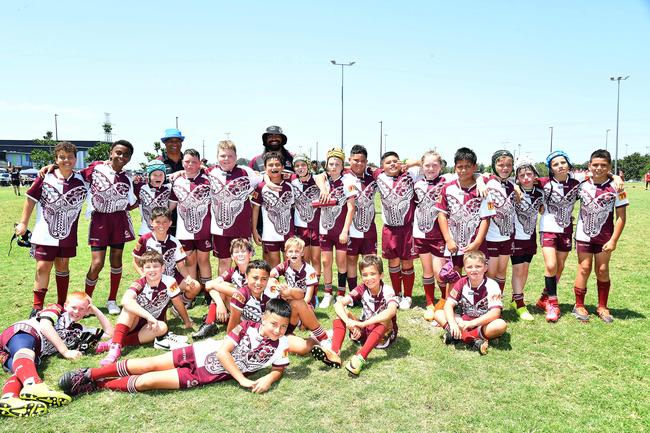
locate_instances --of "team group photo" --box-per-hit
[1,2,649,433]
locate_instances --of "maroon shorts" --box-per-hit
[382,225,417,260]
[414,238,445,258]
[172,341,230,389]
[31,244,76,262]
[180,238,212,253]
[319,233,347,252]
[486,240,514,258]
[212,235,240,259]
[295,226,319,247]
[540,232,572,252]
[347,235,377,256]
[263,241,285,253]
[89,211,135,247]
[576,241,604,254]
[513,238,537,257]
[350,322,397,350]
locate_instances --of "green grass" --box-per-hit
[0,184,648,433]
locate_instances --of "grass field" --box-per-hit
[0,185,648,433]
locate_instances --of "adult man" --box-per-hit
[249,126,294,174]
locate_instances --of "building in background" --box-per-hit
[0,139,101,169]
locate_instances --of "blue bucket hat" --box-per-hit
[161,128,185,143]
[546,150,572,170]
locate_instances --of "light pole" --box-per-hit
[379,121,383,159]
[605,129,610,150]
[175,116,179,129]
[549,127,553,153]
[518,143,522,158]
[331,60,356,151]
[610,75,629,175]
[54,114,59,141]
[384,134,388,151]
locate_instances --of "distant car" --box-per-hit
[0,172,10,186]
[20,173,37,186]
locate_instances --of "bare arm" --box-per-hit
[40,320,81,360]
[249,368,284,394]
[132,256,145,277]
[252,205,262,245]
[226,307,242,334]
[438,213,457,254]
[171,296,193,328]
[121,290,157,325]
[603,206,626,252]
[359,303,397,327]
[15,199,36,235]
[339,198,355,244]
[89,304,114,337]
[463,308,502,329]
[443,300,461,339]
[465,219,490,253]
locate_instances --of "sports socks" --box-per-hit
[495,277,506,293]
[108,267,122,301]
[32,288,47,310]
[1,375,21,398]
[331,318,347,354]
[337,272,347,297]
[389,266,402,296]
[357,323,386,359]
[574,286,587,308]
[544,275,558,303]
[597,280,611,308]
[423,276,436,306]
[55,270,70,306]
[13,356,41,386]
[512,293,525,309]
[324,283,333,295]
[98,375,139,393]
[437,280,447,300]
[311,326,328,342]
[206,302,217,324]
[111,323,140,347]
[90,360,131,380]
[85,276,98,297]
[402,267,415,297]
[347,275,358,291]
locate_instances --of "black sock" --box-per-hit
[545,276,557,297]
[337,272,347,290]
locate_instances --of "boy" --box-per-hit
[252,152,295,268]
[98,251,191,366]
[228,260,333,356]
[134,160,172,235]
[169,149,213,300]
[193,238,254,339]
[0,292,112,417]
[15,142,87,317]
[434,251,507,355]
[572,149,628,323]
[313,255,398,375]
[81,140,137,314]
[373,151,421,309]
[60,298,294,396]
[131,206,200,308]
[290,154,322,278]
[437,147,496,306]
[270,237,319,308]
[345,145,379,292]
[314,148,358,308]
[207,140,263,275]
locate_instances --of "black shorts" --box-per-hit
[511,254,535,265]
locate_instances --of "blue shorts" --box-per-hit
[3,332,37,372]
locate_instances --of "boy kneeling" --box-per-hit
[60,298,292,395]
[313,255,398,375]
[434,251,507,355]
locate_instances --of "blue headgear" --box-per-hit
[146,160,168,179]
[546,150,572,169]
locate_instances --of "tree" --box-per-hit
[617,152,649,180]
[140,141,164,171]
[534,162,549,177]
[31,131,57,168]
[236,157,250,166]
[85,142,111,163]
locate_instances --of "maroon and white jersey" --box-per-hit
[128,274,181,321]
[349,169,378,239]
[220,267,246,289]
[208,165,262,237]
[575,180,629,244]
[252,181,295,242]
[230,284,281,323]
[26,171,87,247]
[447,276,503,319]
[319,173,359,235]
[413,175,447,240]
[170,171,212,240]
[348,282,399,344]
[290,175,321,229]
[0,304,87,359]
[485,176,516,242]
[273,261,318,292]
[539,176,582,234]
[132,233,186,277]
[80,161,136,215]
[189,320,289,380]
[436,180,496,254]
[514,186,544,241]
[134,183,172,235]
[374,168,419,227]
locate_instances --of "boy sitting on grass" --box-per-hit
[59,298,294,396]
[434,251,507,355]
[270,237,319,308]
[98,251,192,366]
[312,255,398,376]
[0,292,112,417]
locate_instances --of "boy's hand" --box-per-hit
[38,164,55,178]
[250,376,274,394]
[63,349,82,360]
[349,325,362,340]
[513,184,523,202]
[14,223,27,236]
[253,231,262,246]
[449,322,462,340]
[146,316,159,328]
[475,175,488,198]
[446,240,458,254]
[169,170,185,181]
[237,377,256,390]
[602,239,617,252]
[216,304,229,323]
[183,319,195,330]
[463,241,478,253]
[338,232,349,245]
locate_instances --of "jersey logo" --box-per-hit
[262,190,294,236]
[41,182,87,239]
[210,175,253,229]
[174,180,211,234]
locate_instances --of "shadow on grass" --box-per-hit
[558,303,645,320]
[337,336,411,372]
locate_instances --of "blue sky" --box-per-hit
[2,1,649,168]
